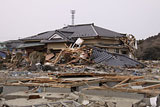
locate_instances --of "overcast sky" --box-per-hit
[0,0,160,41]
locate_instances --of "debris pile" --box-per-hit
[49,46,145,68]
[53,46,92,66]
[0,45,145,71]
[120,34,137,54]
[29,51,45,71]
[1,43,160,106]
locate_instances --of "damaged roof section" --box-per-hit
[91,47,145,68]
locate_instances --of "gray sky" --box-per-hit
[0,0,160,41]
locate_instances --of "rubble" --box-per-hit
[2,72,160,96]
[0,43,160,106]
[50,45,145,68]
[120,34,137,54]
[29,51,45,71]
[10,52,23,68]
[0,44,146,72]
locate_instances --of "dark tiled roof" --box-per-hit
[21,30,73,41]
[21,23,125,41]
[54,30,73,40]
[94,25,124,37]
[3,40,23,43]
[3,40,24,49]
[21,31,55,41]
[58,31,74,38]
[59,23,125,38]
[42,30,74,43]
[91,47,145,68]
[59,24,97,38]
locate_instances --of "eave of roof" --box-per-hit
[93,25,125,38]
[20,31,55,41]
[41,39,74,43]
[17,43,45,48]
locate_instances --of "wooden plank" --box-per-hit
[70,78,124,87]
[143,84,160,90]
[54,73,116,77]
[46,104,52,107]
[130,76,144,80]
[5,82,71,88]
[113,77,130,88]
[114,81,146,88]
[144,80,160,84]
[103,76,143,80]
[5,77,126,88]
[102,84,109,88]
[45,53,54,61]
[53,50,64,64]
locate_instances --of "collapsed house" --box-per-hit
[19,23,137,59]
[0,23,141,70]
[5,44,144,71]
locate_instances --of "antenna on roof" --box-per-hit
[71,10,75,25]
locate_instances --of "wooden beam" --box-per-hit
[5,82,71,88]
[103,76,143,80]
[71,78,123,87]
[53,50,64,64]
[114,81,146,88]
[113,77,130,88]
[143,84,160,90]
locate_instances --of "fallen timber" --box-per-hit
[4,72,160,95]
[2,73,150,93]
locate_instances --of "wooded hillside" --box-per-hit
[136,33,160,60]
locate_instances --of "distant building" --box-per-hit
[0,43,7,58]
[19,23,137,59]
[1,40,24,54]
[0,42,7,50]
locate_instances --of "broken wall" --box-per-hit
[47,43,67,50]
[83,38,121,46]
